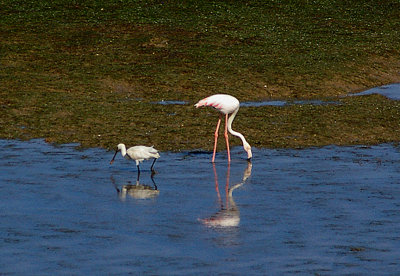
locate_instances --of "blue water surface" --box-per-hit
[1,139,400,274]
[352,83,400,100]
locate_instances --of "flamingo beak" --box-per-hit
[246,148,253,161]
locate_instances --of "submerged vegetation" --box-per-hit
[1,0,400,151]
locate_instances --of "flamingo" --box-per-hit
[195,94,252,162]
[200,161,252,227]
[110,144,160,178]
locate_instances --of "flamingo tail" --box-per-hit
[194,97,222,109]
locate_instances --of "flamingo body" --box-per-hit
[110,144,160,174]
[195,94,252,162]
[195,94,239,115]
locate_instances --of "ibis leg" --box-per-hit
[137,165,140,181]
[150,158,157,172]
[151,173,158,190]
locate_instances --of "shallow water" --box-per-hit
[351,83,400,100]
[241,99,340,107]
[1,139,400,274]
[151,83,400,108]
[151,100,189,105]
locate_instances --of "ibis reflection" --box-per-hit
[200,161,252,228]
[111,174,159,200]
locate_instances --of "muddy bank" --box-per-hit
[1,1,400,151]
[2,84,400,152]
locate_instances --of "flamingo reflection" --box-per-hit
[200,161,252,227]
[111,173,159,200]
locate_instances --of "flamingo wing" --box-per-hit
[195,94,239,114]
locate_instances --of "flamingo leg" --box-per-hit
[225,162,230,208]
[224,114,231,163]
[212,115,222,163]
[213,163,222,207]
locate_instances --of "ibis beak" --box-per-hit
[110,150,118,164]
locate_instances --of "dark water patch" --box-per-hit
[241,99,340,107]
[241,100,287,107]
[151,100,189,105]
[1,139,400,274]
[351,83,400,100]
[185,149,213,156]
[150,99,340,108]
[149,84,400,109]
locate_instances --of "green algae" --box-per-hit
[1,0,400,151]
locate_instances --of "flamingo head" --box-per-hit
[244,142,252,160]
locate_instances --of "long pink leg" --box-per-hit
[213,163,222,205]
[212,115,222,163]
[225,162,230,207]
[224,114,231,163]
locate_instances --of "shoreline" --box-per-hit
[2,79,400,152]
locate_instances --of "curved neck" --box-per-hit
[228,183,242,210]
[119,144,127,157]
[227,108,249,146]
